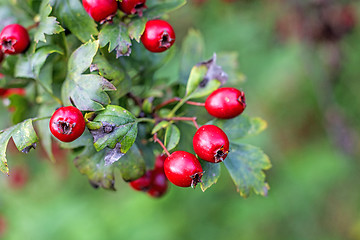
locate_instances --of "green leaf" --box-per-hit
[185,54,228,99]
[61,40,116,111]
[144,0,186,19]
[180,29,205,84]
[117,143,146,181]
[208,114,267,141]
[151,121,171,135]
[224,143,271,197]
[128,17,147,42]
[36,102,60,162]
[0,119,38,175]
[62,131,117,190]
[15,45,63,79]
[99,22,132,57]
[52,0,98,43]
[34,0,64,43]
[164,124,180,151]
[199,159,221,192]
[88,105,138,158]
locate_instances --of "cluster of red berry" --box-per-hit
[82,0,176,53]
[48,87,246,197]
[129,155,168,198]
[163,88,246,190]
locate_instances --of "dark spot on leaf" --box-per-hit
[198,53,228,85]
[90,64,99,72]
[199,77,209,88]
[22,143,37,154]
[103,123,115,133]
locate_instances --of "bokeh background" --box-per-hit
[1,0,360,239]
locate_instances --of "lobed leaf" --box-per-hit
[128,17,147,42]
[61,40,116,111]
[224,143,271,197]
[99,22,132,57]
[88,105,138,163]
[208,114,267,141]
[117,143,146,181]
[0,119,38,175]
[15,45,63,79]
[34,0,64,43]
[199,159,221,192]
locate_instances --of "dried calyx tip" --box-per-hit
[190,172,204,189]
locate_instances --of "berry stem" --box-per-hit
[153,133,170,157]
[154,97,206,111]
[26,22,39,31]
[163,117,199,129]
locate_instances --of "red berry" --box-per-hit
[0,24,30,55]
[49,106,86,142]
[119,0,147,16]
[0,88,26,98]
[154,154,166,170]
[205,87,246,119]
[141,19,175,53]
[193,125,229,163]
[164,151,203,188]
[129,170,152,191]
[0,50,4,63]
[82,0,118,23]
[147,169,168,198]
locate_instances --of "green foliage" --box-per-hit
[0,0,271,197]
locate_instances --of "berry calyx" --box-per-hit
[82,0,118,23]
[49,106,86,142]
[129,171,152,191]
[147,169,168,198]
[0,24,30,55]
[193,125,230,163]
[141,19,176,53]
[205,87,246,119]
[164,151,203,188]
[119,0,147,16]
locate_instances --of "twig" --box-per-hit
[153,133,170,157]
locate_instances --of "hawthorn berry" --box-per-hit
[154,154,167,170]
[193,125,229,163]
[141,19,176,53]
[147,169,168,198]
[205,87,246,119]
[119,0,147,16]
[164,151,203,188]
[129,171,152,191]
[0,51,4,63]
[0,24,30,55]
[82,0,118,23]
[49,106,86,142]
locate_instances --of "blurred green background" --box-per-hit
[1,0,360,239]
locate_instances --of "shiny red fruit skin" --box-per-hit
[119,0,147,16]
[141,19,175,53]
[164,151,203,188]
[193,125,229,163]
[82,0,118,22]
[0,24,30,55]
[49,106,86,142]
[0,88,26,98]
[129,171,152,191]
[147,169,168,198]
[205,87,246,119]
